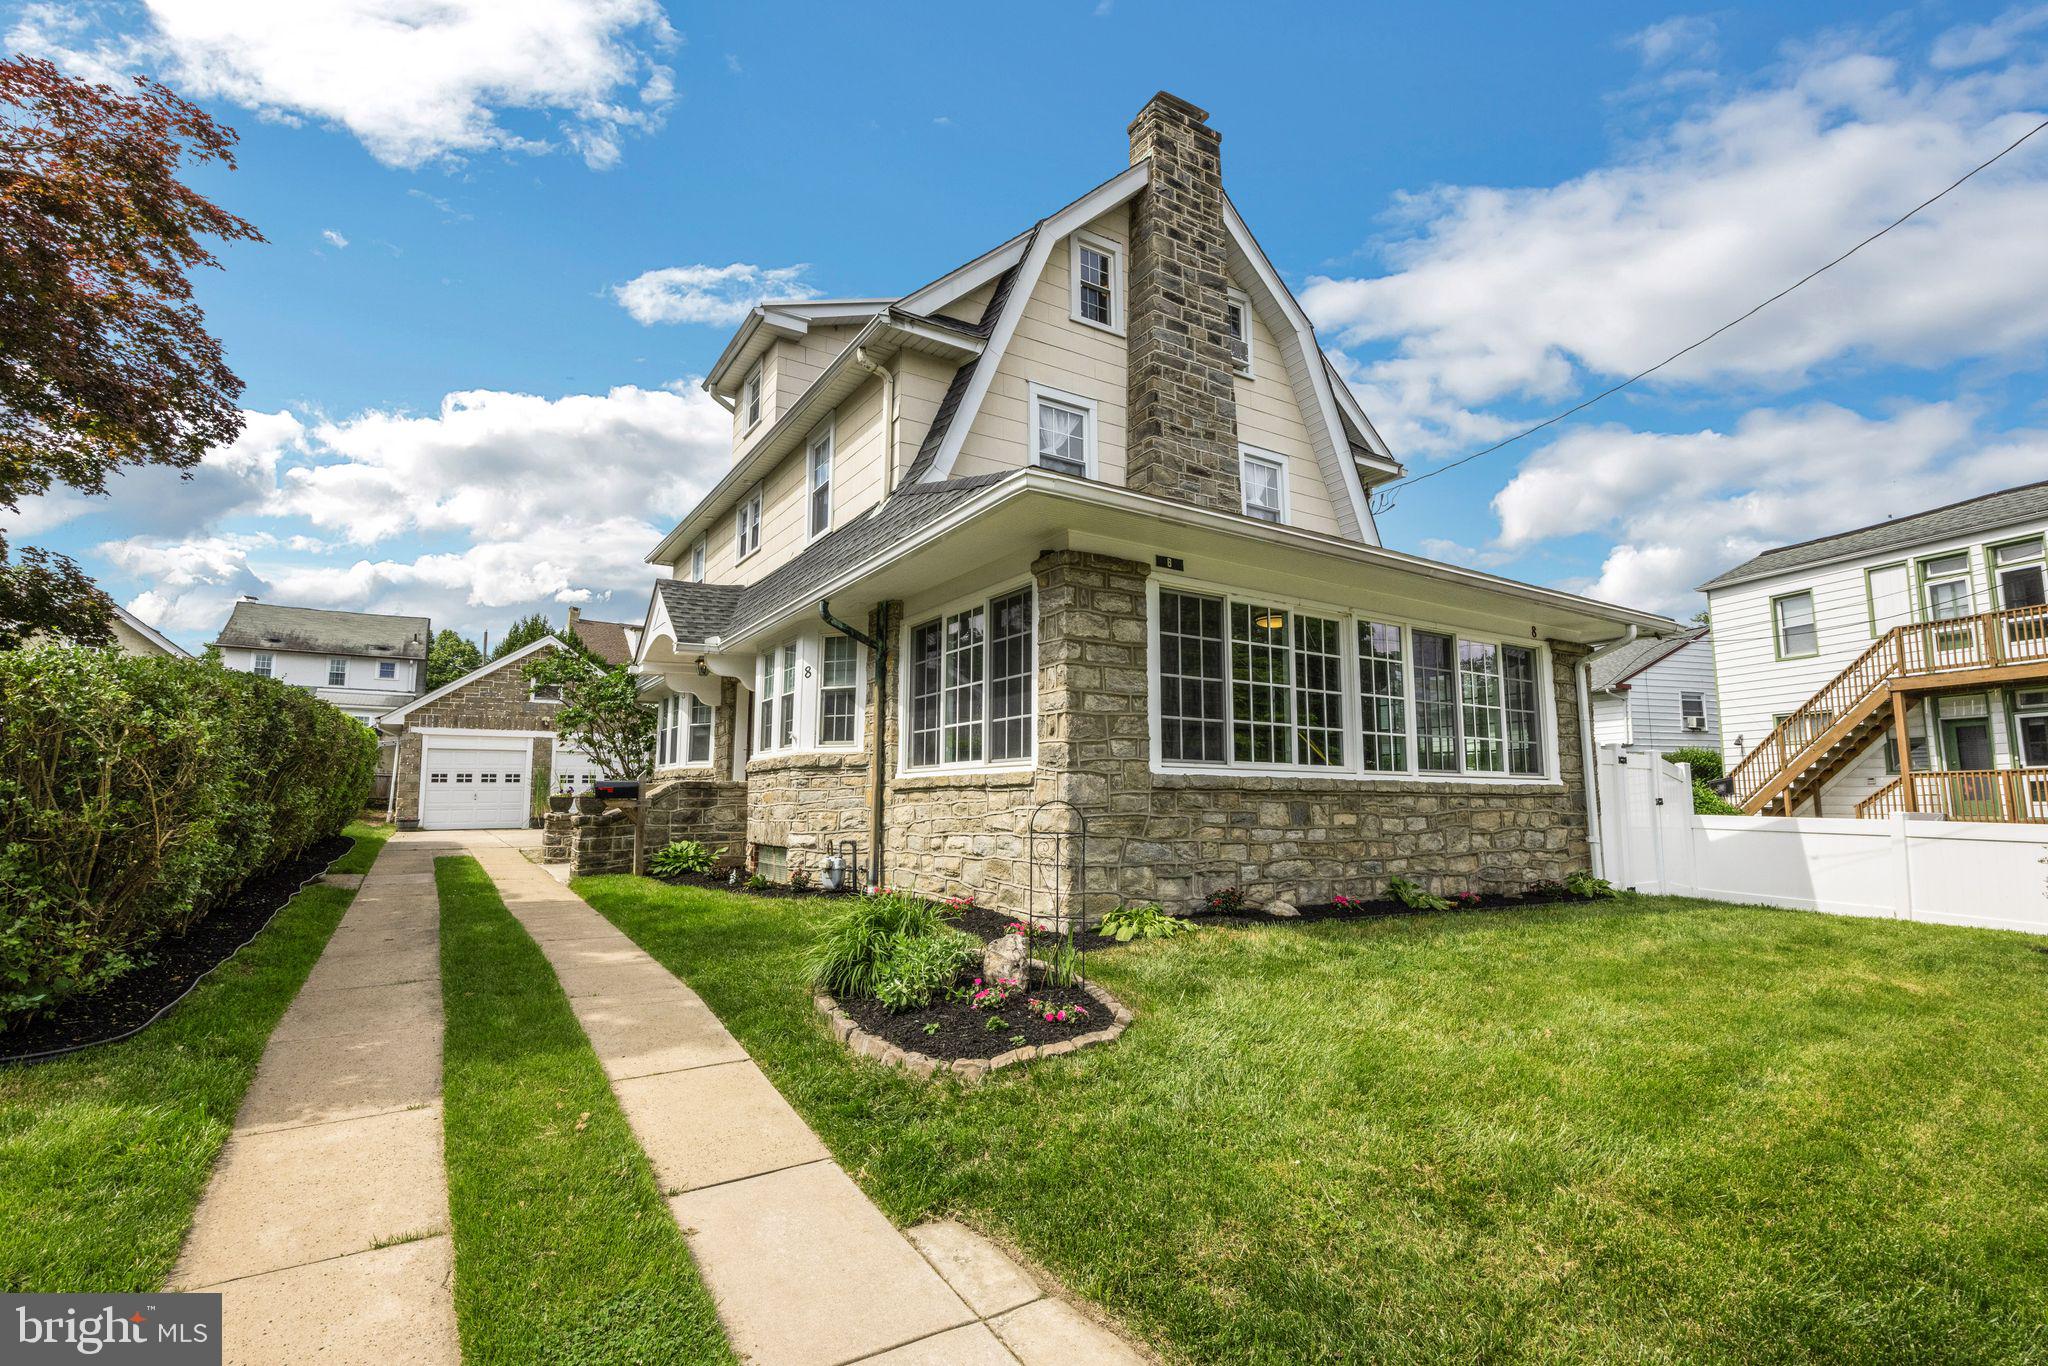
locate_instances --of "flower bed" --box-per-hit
[815,972,1132,1083]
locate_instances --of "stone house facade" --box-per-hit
[622,93,1676,916]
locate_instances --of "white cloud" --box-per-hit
[321,228,349,248]
[1302,37,2048,456]
[611,263,820,325]
[1487,403,2048,612]
[12,0,679,170]
[1931,4,2048,69]
[1622,15,1717,69]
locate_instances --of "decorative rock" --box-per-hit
[1265,900,1299,917]
[982,932,1029,984]
[951,1058,990,1083]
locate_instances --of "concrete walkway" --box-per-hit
[170,833,461,1366]
[465,844,1148,1366]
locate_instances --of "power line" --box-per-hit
[1369,114,2048,517]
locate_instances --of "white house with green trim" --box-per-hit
[1700,479,2048,818]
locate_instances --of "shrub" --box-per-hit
[647,840,722,877]
[0,646,376,1023]
[1693,780,1741,815]
[1564,870,1621,900]
[1205,886,1248,915]
[1387,876,1453,912]
[806,891,957,999]
[1095,903,1198,942]
[1663,746,1724,782]
[872,928,980,1013]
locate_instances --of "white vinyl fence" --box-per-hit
[1594,746,2048,936]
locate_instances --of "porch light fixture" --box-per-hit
[1254,611,1285,631]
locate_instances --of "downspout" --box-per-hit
[821,599,888,890]
[1578,625,1637,881]
[851,346,897,490]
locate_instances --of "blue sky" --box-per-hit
[7,0,2047,649]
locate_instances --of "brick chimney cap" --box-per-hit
[1130,91,1212,128]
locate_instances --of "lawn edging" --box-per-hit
[813,979,1134,1083]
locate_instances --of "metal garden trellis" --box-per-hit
[1025,799,1088,985]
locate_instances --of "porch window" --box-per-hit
[1358,621,1406,771]
[657,694,714,767]
[657,694,676,766]
[1772,591,1817,658]
[904,587,1035,769]
[687,696,713,764]
[1153,594,1549,780]
[1159,591,1227,763]
[757,643,797,752]
[1994,538,2045,610]
[820,637,858,745]
[1921,554,1972,621]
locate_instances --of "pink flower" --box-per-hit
[1055,1010,1068,1021]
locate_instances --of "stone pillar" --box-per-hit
[1032,550,1154,924]
[1125,92,1240,514]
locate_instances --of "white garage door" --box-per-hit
[422,742,530,830]
[550,745,614,795]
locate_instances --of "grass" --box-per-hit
[572,878,2048,1364]
[0,820,390,1291]
[436,855,733,1365]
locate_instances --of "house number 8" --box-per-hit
[802,663,813,679]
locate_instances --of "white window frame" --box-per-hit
[252,651,274,678]
[817,635,863,748]
[1681,691,1706,729]
[1238,446,1289,525]
[689,536,707,583]
[736,483,762,561]
[1144,575,1560,785]
[327,657,348,687]
[898,578,1037,774]
[743,361,763,432]
[1068,231,1124,334]
[378,660,398,680]
[656,692,716,770]
[1225,288,1255,377]
[529,680,563,704]
[806,418,835,541]
[1027,382,1098,480]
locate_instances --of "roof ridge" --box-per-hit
[1735,476,2048,562]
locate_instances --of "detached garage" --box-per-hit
[380,636,618,831]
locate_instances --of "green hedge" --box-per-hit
[0,647,376,1024]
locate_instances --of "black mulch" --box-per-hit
[836,969,1106,1062]
[649,869,857,900]
[0,834,356,1064]
[1202,890,1570,926]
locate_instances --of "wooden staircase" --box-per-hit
[1728,604,2048,815]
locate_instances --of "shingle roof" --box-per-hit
[1698,478,2048,592]
[1587,626,1707,691]
[568,616,635,666]
[650,474,1015,648]
[898,259,1024,489]
[655,581,744,644]
[214,602,430,658]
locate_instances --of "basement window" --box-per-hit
[756,844,788,882]
[1070,233,1122,332]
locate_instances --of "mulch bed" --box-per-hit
[1202,890,1570,927]
[649,869,857,900]
[0,834,356,1064]
[834,969,1107,1062]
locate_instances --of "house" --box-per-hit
[1587,627,1718,753]
[107,602,189,658]
[613,92,1677,914]
[1700,478,2048,820]
[565,605,640,666]
[211,600,430,725]
[378,635,623,830]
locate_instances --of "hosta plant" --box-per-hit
[1387,876,1453,912]
[647,840,722,877]
[1095,903,1198,942]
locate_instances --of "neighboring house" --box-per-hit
[108,603,190,658]
[565,606,640,666]
[607,92,1675,914]
[211,600,430,725]
[378,636,622,830]
[1700,478,2048,820]
[1588,627,1719,753]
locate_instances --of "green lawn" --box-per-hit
[573,878,2048,1364]
[0,821,390,1291]
[436,856,733,1365]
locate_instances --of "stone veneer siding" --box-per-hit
[389,658,562,829]
[1124,92,1241,516]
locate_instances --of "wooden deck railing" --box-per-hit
[1857,768,2048,823]
[1729,603,2048,808]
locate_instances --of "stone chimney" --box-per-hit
[1125,92,1240,513]
[565,606,582,635]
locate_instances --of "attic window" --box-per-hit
[743,361,763,431]
[1070,233,1122,333]
[1225,290,1253,376]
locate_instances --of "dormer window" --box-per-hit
[1029,384,1094,479]
[743,361,763,431]
[1225,289,1253,376]
[736,484,762,560]
[1070,233,1122,333]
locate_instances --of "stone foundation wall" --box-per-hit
[747,751,869,878]
[883,772,1043,909]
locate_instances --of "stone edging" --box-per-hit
[813,979,1134,1085]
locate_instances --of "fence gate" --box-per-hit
[1595,746,1696,895]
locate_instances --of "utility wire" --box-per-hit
[1369,115,2048,517]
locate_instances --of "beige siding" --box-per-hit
[936,279,996,327]
[895,350,958,485]
[1233,287,1339,535]
[772,325,862,424]
[954,204,1130,483]
[717,374,888,590]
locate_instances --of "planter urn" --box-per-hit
[547,793,573,813]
